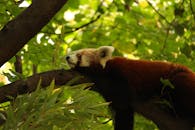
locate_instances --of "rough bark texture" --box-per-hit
[0,0,68,67]
[0,69,91,103]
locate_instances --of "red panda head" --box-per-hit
[66,46,114,68]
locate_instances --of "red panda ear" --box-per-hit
[98,46,114,58]
[100,50,107,58]
[98,46,114,68]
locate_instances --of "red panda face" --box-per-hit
[66,46,114,68]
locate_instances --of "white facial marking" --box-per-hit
[66,46,114,68]
[79,55,90,67]
[66,51,79,68]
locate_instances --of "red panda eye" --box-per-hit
[100,50,106,58]
[77,53,81,58]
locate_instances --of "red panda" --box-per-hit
[66,46,195,130]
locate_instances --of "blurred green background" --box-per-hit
[0,0,194,129]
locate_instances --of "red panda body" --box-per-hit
[66,46,195,130]
[105,57,195,120]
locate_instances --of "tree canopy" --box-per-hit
[0,0,194,129]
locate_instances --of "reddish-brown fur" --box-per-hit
[74,56,195,130]
[105,57,195,119]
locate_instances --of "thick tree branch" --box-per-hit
[0,69,91,103]
[0,0,68,67]
[0,69,191,129]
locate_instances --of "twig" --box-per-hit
[146,0,171,25]
[189,0,195,21]
[40,14,101,35]
[64,1,103,34]
[161,26,171,53]
[64,14,101,34]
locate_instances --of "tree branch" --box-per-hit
[0,69,191,129]
[0,0,68,67]
[0,69,91,103]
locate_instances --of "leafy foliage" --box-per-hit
[134,113,158,130]
[1,82,112,130]
[1,0,195,129]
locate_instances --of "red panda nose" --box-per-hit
[66,56,70,60]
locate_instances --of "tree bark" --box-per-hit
[0,69,191,129]
[0,0,68,67]
[0,69,91,103]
